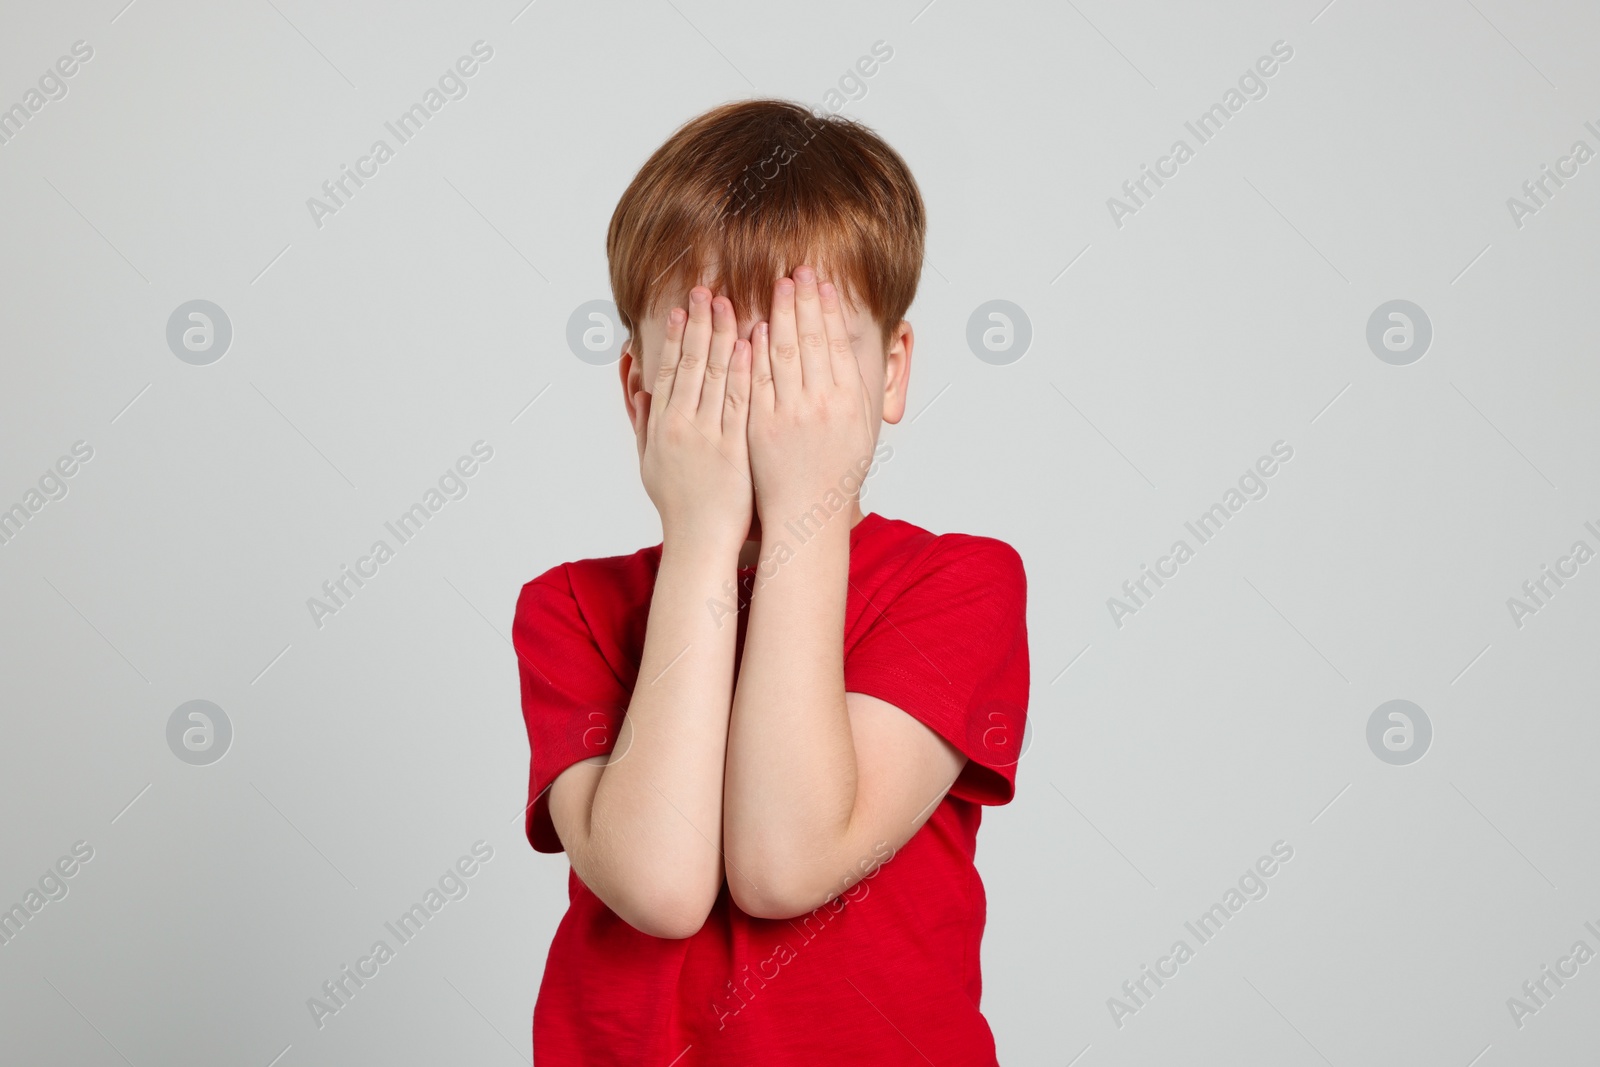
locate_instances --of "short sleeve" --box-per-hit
[512,568,630,853]
[844,536,1030,805]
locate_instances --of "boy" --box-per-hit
[512,99,1029,1065]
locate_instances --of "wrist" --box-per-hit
[660,524,746,567]
[757,495,855,539]
[758,517,852,582]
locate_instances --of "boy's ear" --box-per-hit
[619,336,644,420]
[880,320,914,425]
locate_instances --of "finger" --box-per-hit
[652,306,686,418]
[674,287,713,414]
[698,295,737,424]
[818,279,859,388]
[750,320,774,411]
[723,337,751,439]
[792,264,829,390]
[768,275,801,401]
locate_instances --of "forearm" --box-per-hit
[566,537,739,933]
[723,515,859,912]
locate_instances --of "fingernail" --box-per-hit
[757,321,768,337]
[691,288,708,304]
[795,265,814,284]
[819,281,836,299]
[777,279,794,296]
[669,308,684,325]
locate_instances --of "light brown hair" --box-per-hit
[607,99,925,346]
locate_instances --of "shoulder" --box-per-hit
[518,544,661,598]
[513,544,662,634]
[936,530,1026,582]
[867,514,1025,592]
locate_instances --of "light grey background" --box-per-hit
[2,1,1597,1064]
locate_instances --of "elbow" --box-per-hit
[728,887,802,921]
[572,842,721,939]
[613,883,717,940]
[723,838,844,919]
[627,906,710,940]
[727,872,833,921]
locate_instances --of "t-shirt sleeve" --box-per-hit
[844,536,1030,805]
[512,567,630,853]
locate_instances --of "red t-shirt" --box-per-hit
[512,511,1029,1066]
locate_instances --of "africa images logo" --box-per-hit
[1106,40,1295,229]
[305,41,494,229]
[1106,841,1295,1028]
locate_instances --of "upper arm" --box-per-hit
[841,536,1030,807]
[513,570,629,854]
[838,690,967,867]
[545,756,604,860]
